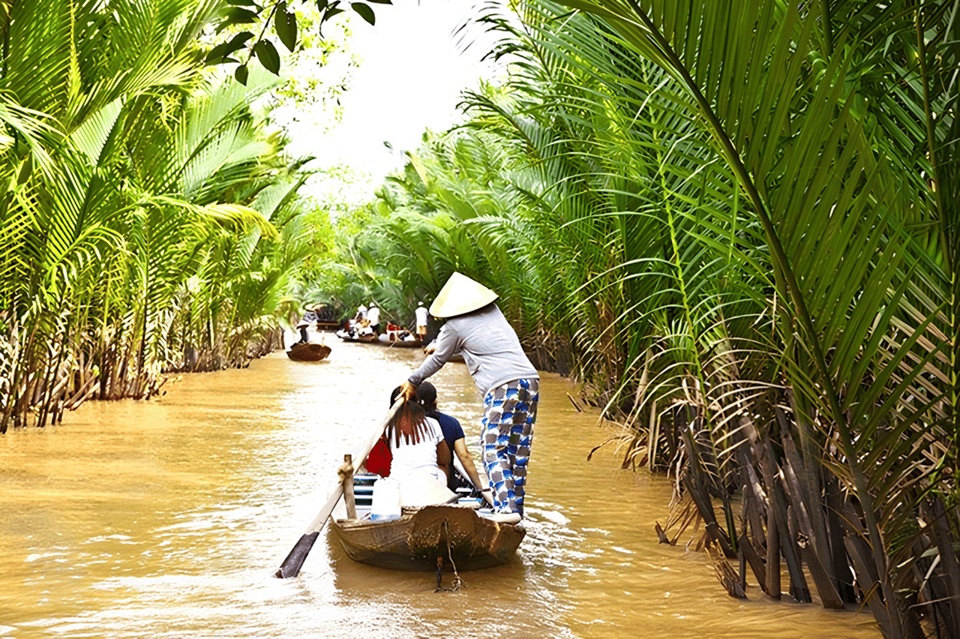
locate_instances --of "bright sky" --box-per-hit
[282,0,503,204]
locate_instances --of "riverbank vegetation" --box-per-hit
[311,2,960,637]
[2,1,958,637]
[0,1,343,431]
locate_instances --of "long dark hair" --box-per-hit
[387,386,429,446]
[414,381,439,418]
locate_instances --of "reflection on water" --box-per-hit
[0,339,878,638]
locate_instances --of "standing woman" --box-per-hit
[400,273,539,524]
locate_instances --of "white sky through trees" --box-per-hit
[285,0,502,204]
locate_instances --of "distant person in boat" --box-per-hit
[337,317,358,340]
[399,272,539,524]
[382,322,414,342]
[366,302,381,335]
[415,301,428,341]
[295,306,319,345]
[384,322,400,341]
[415,381,489,502]
[385,386,451,487]
[354,304,367,324]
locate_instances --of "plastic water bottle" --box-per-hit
[370,477,401,522]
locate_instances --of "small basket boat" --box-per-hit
[286,342,331,361]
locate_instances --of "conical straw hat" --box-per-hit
[428,272,498,318]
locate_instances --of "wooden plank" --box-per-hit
[344,454,357,520]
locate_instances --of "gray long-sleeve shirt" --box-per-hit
[408,304,539,397]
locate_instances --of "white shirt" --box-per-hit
[389,416,444,483]
[415,305,428,326]
[366,306,380,325]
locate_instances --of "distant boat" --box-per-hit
[335,329,376,343]
[286,342,331,362]
[376,334,423,348]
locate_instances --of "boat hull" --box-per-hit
[286,343,331,361]
[335,330,377,343]
[376,335,423,348]
[331,505,525,571]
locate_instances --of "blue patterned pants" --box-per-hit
[481,378,539,515]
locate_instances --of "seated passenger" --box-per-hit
[366,302,381,335]
[385,386,451,487]
[385,322,400,341]
[295,306,318,344]
[415,382,489,501]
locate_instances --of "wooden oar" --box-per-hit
[274,397,404,579]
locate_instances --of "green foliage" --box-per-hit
[0,0,320,431]
[275,1,298,51]
[213,0,392,81]
[350,2,375,26]
[301,0,960,633]
[533,0,960,634]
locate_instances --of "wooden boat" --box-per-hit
[286,342,331,361]
[331,503,526,571]
[273,403,523,580]
[376,334,423,348]
[335,329,377,343]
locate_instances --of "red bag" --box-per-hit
[365,437,392,476]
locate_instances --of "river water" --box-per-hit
[0,339,879,638]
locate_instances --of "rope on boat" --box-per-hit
[434,519,464,593]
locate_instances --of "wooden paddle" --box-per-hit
[274,397,404,578]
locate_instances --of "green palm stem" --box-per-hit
[914,2,959,487]
[1,3,8,78]
[655,135,737,552]
[138,284,150,393]
[0,6,17,153]
[787,389,832,581]
[915,6,942,218]
[613,2,905,632]
[819,0,834,57]
[953,213,960,484]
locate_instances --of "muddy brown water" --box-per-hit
[0,338,880,638]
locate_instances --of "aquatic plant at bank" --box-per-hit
[537,1,960,636]
[321,1,960,635]
[0,1,315,431]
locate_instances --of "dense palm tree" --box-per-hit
[318,1,959,635]
[0,1,318,431]
[499,1,960,635]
